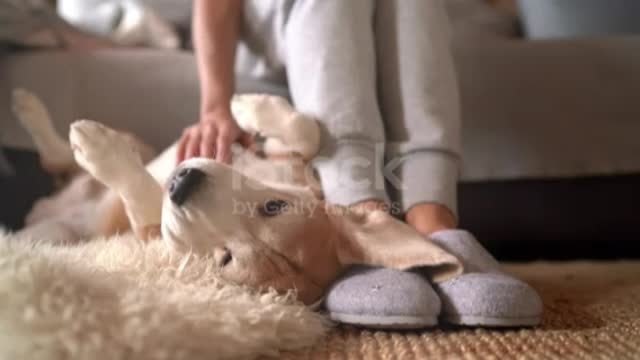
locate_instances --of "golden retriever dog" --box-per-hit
[12,89,461,306]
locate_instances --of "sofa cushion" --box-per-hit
[0,50,287,152]
[3,45,640,182]
[454,36,640,181]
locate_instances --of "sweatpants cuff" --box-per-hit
[389,151,459,218]
[312,142,390,207]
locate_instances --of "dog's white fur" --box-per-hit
[13,89,462,305]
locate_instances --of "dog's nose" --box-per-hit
[169,168,206,206]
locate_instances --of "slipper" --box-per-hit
[323,266,441,329]
[429,230,543,327]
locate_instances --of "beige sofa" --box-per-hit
[2,36,640,182]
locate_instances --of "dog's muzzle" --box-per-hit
[169,168,206,206]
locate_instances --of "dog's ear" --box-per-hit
[326,205,463,282]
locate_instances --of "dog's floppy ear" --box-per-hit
[326,205,463,282]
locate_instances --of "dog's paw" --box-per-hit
[12,88,52,133]
[231,94,320,158]
[231,94,295,134]
[70,120,144,189]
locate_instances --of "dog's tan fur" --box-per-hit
[13,89,462,305]
[96,193,132,236]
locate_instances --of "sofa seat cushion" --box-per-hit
[2,45,640,182]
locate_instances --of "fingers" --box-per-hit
[201,125,216,159]
[177,117,251,165]
[185,131,202,160]
[176,130,189,164]
[176,124,218,164]
[216,130,232,164]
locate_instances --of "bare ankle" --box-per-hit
[405,203,456,236]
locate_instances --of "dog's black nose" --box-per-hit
[169,168,206,206]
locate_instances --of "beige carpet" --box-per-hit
[285,261,640,359]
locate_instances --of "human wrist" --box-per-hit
[200,104,233,124]
[200,90,233,119]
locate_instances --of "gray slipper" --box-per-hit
[323,266,441,329]
[429,230,543,327]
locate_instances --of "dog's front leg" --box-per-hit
[69,120,162,240]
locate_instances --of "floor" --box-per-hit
[285,261,640,359]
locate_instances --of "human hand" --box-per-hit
[176,110,252,164]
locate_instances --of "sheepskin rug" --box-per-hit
[0,231,328,360]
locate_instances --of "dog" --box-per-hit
[12,89,462,305]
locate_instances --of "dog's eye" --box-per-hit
[221,248,232,267]
[260,199,288,217]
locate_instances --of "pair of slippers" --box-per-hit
[324,230,543,329]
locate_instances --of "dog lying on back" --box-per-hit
[12,89,462,305]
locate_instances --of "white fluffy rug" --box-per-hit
[0,231,328,360]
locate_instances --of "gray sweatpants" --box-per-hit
[236,0,461,216]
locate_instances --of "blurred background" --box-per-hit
[1,0,639,260]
